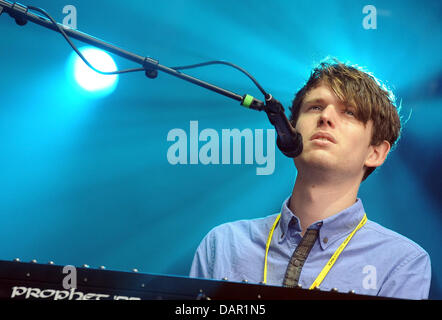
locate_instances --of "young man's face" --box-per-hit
[293,84,377,181]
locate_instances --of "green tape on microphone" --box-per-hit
[241,94,254,108]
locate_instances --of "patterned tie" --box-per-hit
[283,228,320,287]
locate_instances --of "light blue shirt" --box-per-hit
[189,197,431,299]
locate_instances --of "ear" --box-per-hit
[364,140,391,169]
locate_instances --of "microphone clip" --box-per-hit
[6,2,28,26]
[143,57,159,79]
[264,94,285,114]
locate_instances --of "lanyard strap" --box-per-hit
[309,213,367,289]
[263,213,281,284]
[263,212,367,288]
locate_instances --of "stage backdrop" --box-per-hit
[0,0,440,299]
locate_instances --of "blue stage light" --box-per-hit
[72,47,118,93]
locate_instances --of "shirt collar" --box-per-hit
[278,196,301,243]
[278,195,366,249]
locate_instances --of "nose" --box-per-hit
[317,105,337,128]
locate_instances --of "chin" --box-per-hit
[295,152,336,171]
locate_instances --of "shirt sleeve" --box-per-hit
[189,232,215,279]
[378,251,432,300]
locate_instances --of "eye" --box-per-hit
[308,105,322,111]
[344,109,356,117]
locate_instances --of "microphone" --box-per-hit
[263,94,303,158]
[241,94,303,158]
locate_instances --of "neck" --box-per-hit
[289,172,360,236]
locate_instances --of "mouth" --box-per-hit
[310,132,337,144]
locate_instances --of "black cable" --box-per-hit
[27,5,145,75]
[171,61,269,98]
[26,5,269,99]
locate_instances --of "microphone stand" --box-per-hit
[0,0,303,157]
[0,0,265,108]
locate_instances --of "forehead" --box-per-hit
[302,85,346,107]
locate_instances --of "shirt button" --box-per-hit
[323,237,328,244]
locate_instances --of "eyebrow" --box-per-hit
[302,98,327,105]
[302,98,356,110]
[301,98,328,109]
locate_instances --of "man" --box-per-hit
[189,60,431,300]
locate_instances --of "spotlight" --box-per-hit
[71,46,118,93]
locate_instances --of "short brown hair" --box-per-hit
[289,59,402,180]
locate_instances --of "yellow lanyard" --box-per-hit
[263,212,367,289]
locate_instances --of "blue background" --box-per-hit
[0,0,440,299]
